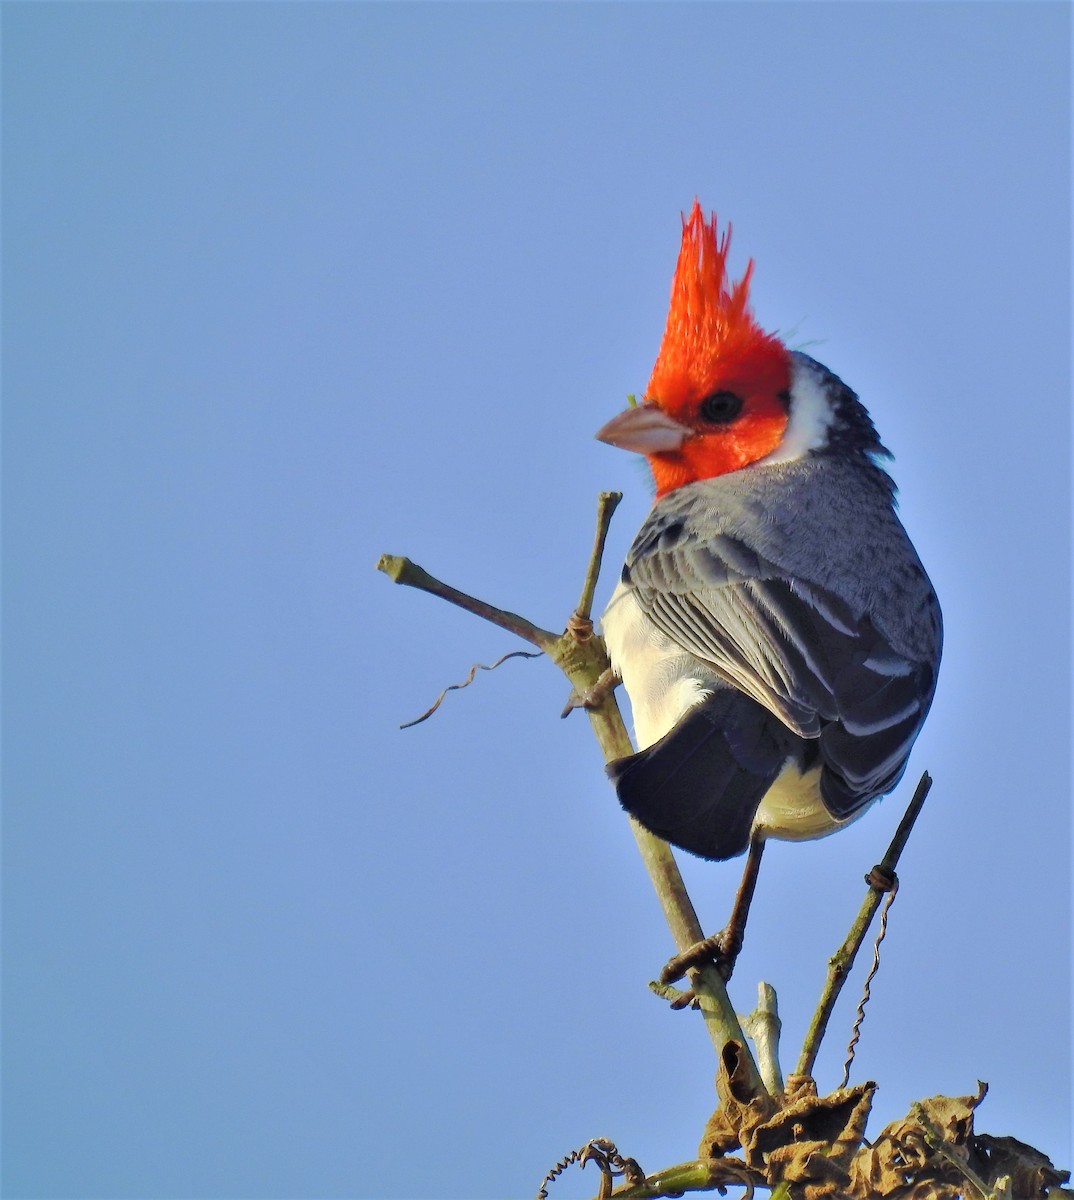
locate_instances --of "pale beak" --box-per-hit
[595,402,691,454]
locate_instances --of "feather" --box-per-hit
[609,690,802,860]
[613,441,941,833]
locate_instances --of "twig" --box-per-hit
[557,500,765,1101]
[399,649,544,728]
[741,982,784,1097]
[575,491,622,622]
[796,772,932,1079]
[378,495,768,1105]
[376,554,559,651]
[648,979,700,1010]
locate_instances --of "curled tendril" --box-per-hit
[400,650,544,729]
[841,875,900,1087]
[536,1137,644,1200]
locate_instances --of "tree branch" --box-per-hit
[574,490,622,621]
[795,771,933,1079]
[376,553,559,652]
[378,493,767,1105]
[742,982,784,1097]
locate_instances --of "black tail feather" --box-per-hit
[608,691,801,861]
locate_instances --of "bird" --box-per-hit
[594,202,942,979]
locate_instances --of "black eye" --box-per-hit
[699,390,744,424]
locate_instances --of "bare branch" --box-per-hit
[796,771,933,1079]
[648,979,700,1010]
[742,982,784,1097]
[378,497,768,1106]
[376,554,559,651]
[574,491,622,623]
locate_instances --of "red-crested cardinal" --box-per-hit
[596,203,942,976]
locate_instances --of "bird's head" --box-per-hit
[598,202,794,498]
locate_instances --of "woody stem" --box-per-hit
[377,493,768,1105]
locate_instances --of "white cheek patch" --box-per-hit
[758,359,833,465]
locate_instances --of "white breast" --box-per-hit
[601,582,718,750]
[601,581,872,843]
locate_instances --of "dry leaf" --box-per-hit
[974,1133,1072,1198]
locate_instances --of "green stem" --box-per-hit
[607,1158,760,1198]
[796,772,932,1078]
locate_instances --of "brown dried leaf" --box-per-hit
[849,1084,989,1198]
[698,1072,1070,1200]
[700,1064,875,1198]
[917,1083,989,1148]
[697,1106,746,1159]
[764,1143,854,1198]
[700,1154,767,1195]
[747,1083,875,1197]
[784,1075,821,1103]
[894,1184,966,1200]
[974,1134,1072,1198]
[698,1041,780,1158]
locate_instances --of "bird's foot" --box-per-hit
[649,979,702,1010]
[660,927,744,985]
[560,668,620,718]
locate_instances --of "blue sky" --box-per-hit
[4,3,1070,1198]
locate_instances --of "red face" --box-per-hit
[598,344,791,497]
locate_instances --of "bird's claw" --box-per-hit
[560,668,620,718]
[648,978,702,1010]
[660,928,743,985]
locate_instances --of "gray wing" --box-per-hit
[624,519,941,815]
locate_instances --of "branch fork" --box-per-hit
[377,493,1000,1200]
[378,492,767,1105]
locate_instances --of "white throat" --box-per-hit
[757,357,833,466]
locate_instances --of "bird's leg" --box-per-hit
[714,835,766,976]
[660,837,766,985]
[560,667,620,718]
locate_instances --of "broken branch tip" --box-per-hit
[376,553,409,582]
